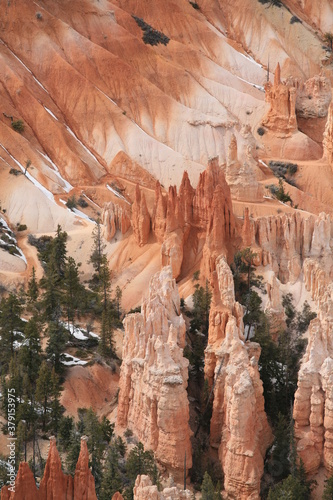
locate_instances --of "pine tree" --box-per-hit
[26,267,39,312]
[99,443,123,500]
[49,368,64,435]
[115,286,122,319]
[18,315,41,385]
[323,475,333,500]
[0,293,23,368]
[50,225,68,278]
[46,320,67,373]
[63,257,84,332]
[35,361,52,431]
[89,219,106,281]
[201,472,215,500]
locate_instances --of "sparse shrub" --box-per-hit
[36,12,42,20]
[275,179,292,204]
[189,1,200,9]
[66,195,77,211]
[257,126,265,136]
[192,270,200,281]
[258,0,282,5]
[269,161,298,180]
[323,32,333,51]
[132,15,170,46]
[17,224,27,232]
[11,119,25,133]
[290,15,301,24]
[9,168,22,176]
[77,196,88,208]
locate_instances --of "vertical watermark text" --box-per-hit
[7,388,16,492]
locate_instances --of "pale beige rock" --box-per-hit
[205,256,272,499]
[102,201,131,241]
[133,475,191,500]
[293,252,333,474]
[245,212,332,284]
[117,267,192,474]
[264,272,286,338]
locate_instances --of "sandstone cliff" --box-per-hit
[1,437,97,500]
[117,266,192,474]
[262,64,297,135]
[205,256,272,499]
[242,211,332,284]
[293,255,333,474]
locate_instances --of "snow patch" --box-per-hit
[61,353,88,366]
[106,184,130,204]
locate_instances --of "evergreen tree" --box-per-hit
[26,267,39,312]
[124,442,159,498]
[49,368,64,435]
[46,320,67,373]
[18,315,41,385]
[50,225,68,278]
[0,293,23,368]
[201,472,215,499]
[99,442,123,500]
[66,430,81,474]
[115,286,122,320]
[323,475,333,500]
[35,361,52,431]
[63,257,84,331]
[89,219,106,281]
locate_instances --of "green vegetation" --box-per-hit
[189,1,200,9]
[323,475,333,499]
[323,32,333,51]
[11,119,25,133]
[132,15,170,46]
[66,195,77,211]
[257,126,265,136]
[290,15,301,24]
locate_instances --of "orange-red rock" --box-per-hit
[1,437,97,500]
[117,266,192,475]
[73,437,97,500]
[262,64,297,135]
[131,184,151,246]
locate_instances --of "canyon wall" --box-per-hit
[117,266,192,475]
[242,210,332,283]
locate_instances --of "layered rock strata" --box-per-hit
[102,201,131,241]
[295,74,331,143]
[262,63,297,135]
[1,436,97,500]
[293,255,333,474]
[156,158,235,279]
[133,475,191,500]
[225,130,264,203]
[205,256,272,500]
[323,101,333,165]
[242,211,332,284]
[117,266,192,474]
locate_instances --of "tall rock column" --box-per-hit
[131,184,151,246]
[117,266,192,475]
[293,255,333,474]
[205,256,272,499]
